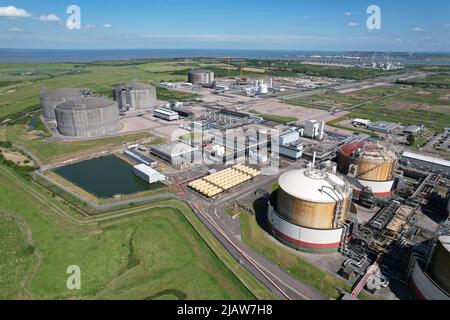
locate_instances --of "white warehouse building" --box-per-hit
[153,107,179,121]
[133,164,166,184]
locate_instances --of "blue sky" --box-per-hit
[0,0,449,51]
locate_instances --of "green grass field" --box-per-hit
[0,60,228,120]
[347,86,450,132]
[0,165,256,300]
[249,110,297,124]
[0,216,35,299]
[291,83,450,133]
[6,125,153,164]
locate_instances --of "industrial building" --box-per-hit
[188,69,215,86]
[241,80,271,97]
[124,150,158,167]
[276,130,303,160]
[132,164,165,184]
[279,143,304,160]
[400,152,450,177]
[268,168,353,253]
[208,131,270,164]
[278,130,300,146]
[304,120,325,140]
[337,142,397,197]
[153,107,180,121]
[409,222,450,300]
[367,121,399,134]
[40,88,87,119]
[402,125,423,135]
[151,140,202,168]
[113,83,157,111]
[55,96,120,138]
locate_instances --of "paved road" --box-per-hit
[179,161,329,300]
[277,70,427,100]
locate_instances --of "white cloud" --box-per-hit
[84,24,97,30]
[413,27,424,32]
[348,22,359,27]
[39,14,60,22]
[103,24,113,28]
[344,12,352,16]
[8,27,23,32]
[0,5,32,18]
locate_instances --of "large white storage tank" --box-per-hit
[268,168,353,253]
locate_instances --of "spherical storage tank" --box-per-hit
[55,96,119,138]
[268,168,353,253]
[430,236,450,294]
[40,88,85,119]
[188,69,215,85]
[337,141,397,197]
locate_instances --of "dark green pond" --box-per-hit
[54,155,164,199]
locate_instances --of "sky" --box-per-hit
[0,0,449,52]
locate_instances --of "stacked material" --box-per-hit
[189,165,260,198]
[189,180,224,198]
[233,164,261,178]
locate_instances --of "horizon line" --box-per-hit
[1,48,450,54]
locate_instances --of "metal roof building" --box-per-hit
[401,151,450,177]
[151,141,201,167]
[133,164,165,184]
[153,107,179,121]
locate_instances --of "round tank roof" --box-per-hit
[41,88,84,99]
[189,69,212,74]
[56,96,116,111]
[340,141,396,161]
[127,82,154,90]
[278,169,351,203]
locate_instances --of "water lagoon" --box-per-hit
[54,155,163,198]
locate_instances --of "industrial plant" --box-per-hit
[30,63,450,302]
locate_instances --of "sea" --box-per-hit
[1,48,450,66]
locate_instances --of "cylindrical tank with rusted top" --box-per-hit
[337,141,397,197]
